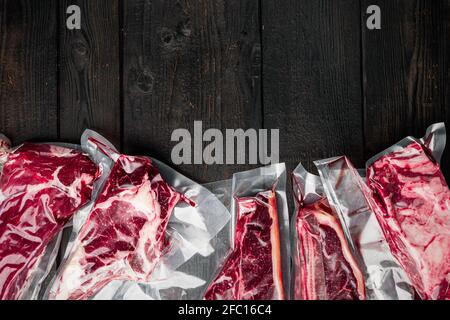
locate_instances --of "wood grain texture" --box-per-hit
[59,0,121,146]
[0,0,449,300]
[261,0,365,177]
[123,0,261,300]
[362,0,450,177]
[57,0,121,265]
[122,0,262,182]
[0,0,58,144]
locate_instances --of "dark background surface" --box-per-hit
[1,0,449,300]
[1,0,449,183]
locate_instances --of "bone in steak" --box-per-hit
[367,140,450,300]
[0,142,98,300]
[204,189,284,300]
[294,197,366,300]
[49,138,192,300]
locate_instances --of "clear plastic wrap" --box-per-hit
[0,135,99,300]
[47,130,230,300]
[203,163,290,300]
[291,164,366,300]
[363,123,450,300]
[92,270,207,300]
[314,157,414,300]
[154,179,233,300]
[105,180,235,301]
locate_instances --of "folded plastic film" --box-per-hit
[170,178,234,300]
[366,122,446,167]
[23,232,62,300]
[92,271,207,300]
[290,164,323,300]
[314,157,414,300]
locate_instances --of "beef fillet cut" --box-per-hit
[204,189,285,300]
[294,197,366,300]
[367,140,450,300]
[0,143,98,300]
[49,138,192,300]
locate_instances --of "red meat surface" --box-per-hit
[0,143,98,300]
[49,139,192,300]
[204,189,285,300]
[367,140,450,300]
[294,197,365,300]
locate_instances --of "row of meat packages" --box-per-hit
[0,130,232,300]
[197,122,449,300]
[0,127,292,300]
[292,123,449,300]
[0,123,448,300]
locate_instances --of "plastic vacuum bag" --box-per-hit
[46,129,230,300]
[363,123,450,300]
[104,178,234,300]
[203,163,290,300]
[141,179,235,300]
[92,270,207,300]
[0,134,100,300]
[152,179,234,300]
[314,157,414,300]
[291,164,366,300]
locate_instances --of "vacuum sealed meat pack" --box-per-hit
[204,164,290,300]
[364,123,450,300]
[0,135,99,300]
[291,164,366,300]
[315,157,414,300]
[47,130,230,300]
[2,122,448,300]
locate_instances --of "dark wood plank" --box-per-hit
[123,0,261,299]
[261,0,364,176]
[0,0,58,298]
[362,0,450,178]
[59,0,121,146]
[0,0,58,144]
[122,0,261,183]
[57,0,121,264]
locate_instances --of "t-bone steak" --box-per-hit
[367,140,450,300]
[49,138,192,300]
[294,197,366,300]
[204,189,285,300]
[0,142,98,300]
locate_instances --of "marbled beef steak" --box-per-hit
[0,143,98,300]
[294,197,365,300]
[204,189,284,300]
[49,138,192,300]
[367,140,450,300]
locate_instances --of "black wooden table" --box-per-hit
[1,0,449,300]
[1,0,449,183]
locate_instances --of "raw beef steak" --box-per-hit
[0,143,98,300]
[204,189,285,300]
[367,140,450,300]
[294,197,366,300]
[49,138,192,300]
